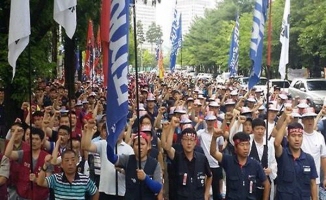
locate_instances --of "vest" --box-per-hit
[8,141,29,187]
[125,155,158,200]
[225,157,259,200]
[276,148,311,200]
[16,150,49,200]
[0,154,8,200]
[249,141,268,168]
[175,152,207,200]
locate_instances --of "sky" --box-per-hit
[155,0,177,49]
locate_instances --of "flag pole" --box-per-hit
[266,0,272,151]
[131,1,143,199]
[28,41,34,197]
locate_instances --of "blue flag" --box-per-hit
[248,0,269,90]
[170,9,182,73]
[106,0,130,149]
[228,14,240,77]
[75,48,80,72]
[155,41,160,61]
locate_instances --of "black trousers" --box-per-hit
[99,192,125,200]
[211,167,223,200]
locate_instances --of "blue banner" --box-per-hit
[228,14,240,77]
[75,48,80,72]
[106,0,129,149]
[170,9,182,73]
[248,0,268,90]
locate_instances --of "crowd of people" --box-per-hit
[0,72,325,200]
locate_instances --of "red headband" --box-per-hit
[233,139,250,146]
[288,128,303,135]
[183,132,196,138]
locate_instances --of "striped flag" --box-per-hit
[106,0,130,149]
[228,14,240,77]
[53,0,77,39]
[248,0,269,90]
[170,9,182,73]
[8,0,31,79]
[84,20,94,79]
[278,0,290,80]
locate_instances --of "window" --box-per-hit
[306,80,326,91]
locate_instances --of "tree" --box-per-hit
[146,22,163,52]
[142,49,156,69]
[136,20,146,46]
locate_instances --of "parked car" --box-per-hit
[288,78,326,112]
[239,77,268,95]
[269,79,291,93]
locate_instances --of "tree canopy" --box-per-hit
[181,0,326,78]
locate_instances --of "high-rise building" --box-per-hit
[176,0,217,35]
[135,1,157,51]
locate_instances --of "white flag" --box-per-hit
[53,0,77,39]
[278,0,290,80]
[8,0,31,79]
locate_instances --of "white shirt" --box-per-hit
[264,120,275,139]
[301,130,326,184]
[95,140,134,196]
[197,128,224,168]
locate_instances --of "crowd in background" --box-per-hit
[0,72,325,200]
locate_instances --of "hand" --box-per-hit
[263,168,272,175]
[158,107,166,114]
[44,155,52,164]
[136,169,146,181]
[15,118,22,123]
[115,167,125,174]
[85,119,96,132]
[225,112,233,120]
[44,106,52,113]
[321,106,326,115]
[171,117,180,128]
[322,179,326,189]
[284,107,292,115]
[238,115,247,124]
[162,121,170,130]
[21,102,29,110]
[29,173,36,182]
[213,128,223,138]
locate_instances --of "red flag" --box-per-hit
[101,0,110,86]
[94,26,102,70]
[84,20,94,79]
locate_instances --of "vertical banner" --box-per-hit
[101,0,110,87]
[8,0,31,79]
[248,0,269,90]
[228,14,240,77]
[106,0,130,149]
[169,9,182,73]
[158,47,164,79]
[85,20,94,79]
[278,0,290,80]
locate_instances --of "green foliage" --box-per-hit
[146,22,163,51]
[182,0,326,78]
[136,20,146,45]
[142,49,156,69]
